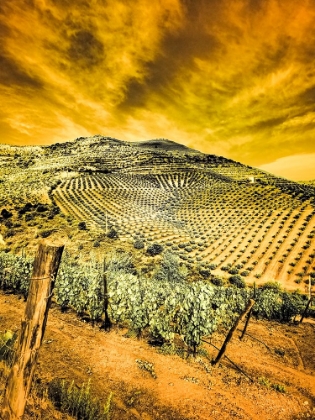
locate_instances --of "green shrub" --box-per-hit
[18,203,33,215]
[0,330,17,364]
[0,251,33,296]
[147,243,163,256]
[260,281,282,292]
[153,251,187,283]
[271,383,286,393]
[133,240,144,249]
[106,228,118,239]
[199,269,210,279]
[78,221,87,230]
[105,250,134,274]
[48,378,112,420]
[136,359,157,379]
[39,229,53,238]
[240,270,249,277]
[229,275,246,288]
[221,265,231,272]
[36,204,48,212]
[211,277,224,286]
[1,209,13,219]
[4,229,15,238]
[25,213,34,222]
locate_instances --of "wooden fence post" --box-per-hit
[101,259,111,331]
[1,242,64,420]
[239,306,253,340]
[212,299,255,366]
[300,297,313,324]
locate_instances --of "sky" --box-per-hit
[1,0,315,180]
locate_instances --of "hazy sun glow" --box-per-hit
[1,0,315,180]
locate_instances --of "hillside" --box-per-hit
[0,135,315,291]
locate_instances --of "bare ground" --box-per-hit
[0,291,315,420]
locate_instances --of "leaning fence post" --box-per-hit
[240,305,253,340]
[212,299,255,366]
[101,259,112,331]
[300,297,313,324]
[1,242,64,420]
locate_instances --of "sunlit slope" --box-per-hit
[0,135,314,289]
[52,159,315,288]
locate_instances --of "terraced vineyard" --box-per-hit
[49,138,315,290]
[1,135,314,290]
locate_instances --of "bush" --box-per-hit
[78,221,87,230]
[133,240,144,249]
[105,250,135,274]
[36,204,48,212]
[153,251,188,283]
[18,203,33,215]
[199,269,210,279]
[0,330,17,364]
[240,270,249,277]
[48,378,112,420]
[25,213,34,222]
[281,291,305,321]
[4,229,15,238]
[147,243,163,256]
[229,275,246,288]
[39,229,53,238]
[211,277,224,286]
[1,209,12,219]
[260,281,282,292]
[107,228,118,239]
[228,267,239,275]
[50,206,60,216]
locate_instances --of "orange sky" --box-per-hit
[1,0,315,180]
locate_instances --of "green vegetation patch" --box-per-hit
[48,378,112,420]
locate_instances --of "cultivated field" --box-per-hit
[1,136,315,291]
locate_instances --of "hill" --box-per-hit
[0,135,314,291]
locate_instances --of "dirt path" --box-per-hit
[0,292,315,420]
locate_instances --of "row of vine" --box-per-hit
[0,250,311,352]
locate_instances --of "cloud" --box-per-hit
[66,29,104,68]
[0,0,315,179]
[0,53,43,88]
[258,153,315,181]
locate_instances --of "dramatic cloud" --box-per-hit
[259,153,315,181]
[1,0,315,180]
